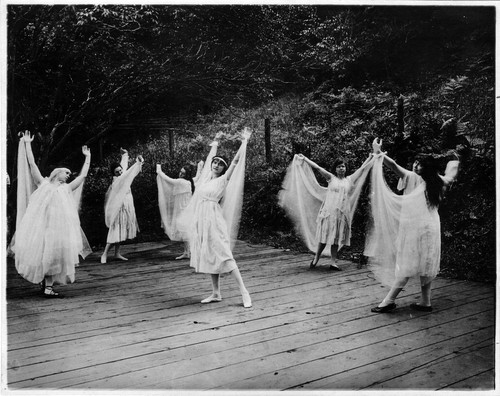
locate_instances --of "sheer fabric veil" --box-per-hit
[278,154,372,256]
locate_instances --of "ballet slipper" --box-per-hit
[201,294,222,303]
[100,254,107,264]
[115,254,128,261]
[175,253,190,260]
[242,291,252,308]
[43,286,63,299]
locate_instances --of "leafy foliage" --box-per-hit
[6,5,495,283]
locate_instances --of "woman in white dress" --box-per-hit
[101,148,144,263]
[367,138,459,313]
[12,131,92,298]
[178,130,252,308]
[157,161,202,259]
[279,150,374,270]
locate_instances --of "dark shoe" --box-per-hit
[371,303,397,313]
[43,287,64,299]
[329,264,342,271]
[410,303,433,312]
[309,259,318,269]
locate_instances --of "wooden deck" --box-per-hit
[5,240,496,391]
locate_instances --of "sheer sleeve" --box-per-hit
[278,155,327,253]
[15,140,38,230]
[157,173,191,240]
[221,138,248,249]
[397,168,416,192]
[104,161,142,227]
[120,153,129,172]
[364,154,403,286]
[196,141,218,186]
[440,160,459,186]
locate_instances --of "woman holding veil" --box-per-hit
[366,138,459,313]
[178,129,252,308]
[279,144,374,270]
[156,134,221,260]
[12,131,92,298]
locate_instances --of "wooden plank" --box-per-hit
[206,311,494,390]
[300,337,494,389]
[375,343,495,389]
[6,241,495,391]
[9,285,492,388]
[442,369,495,390]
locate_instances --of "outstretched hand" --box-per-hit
[19,130,34,143]
[137,155,144,163]
[120,147,128,155]
[82,145,91,157]
[156,164,161,173]
[215,131,224,140]
[197,160,204,169]
[372,138,382,154]
[241,127,252,141]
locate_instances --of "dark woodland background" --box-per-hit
[6,5,495,283]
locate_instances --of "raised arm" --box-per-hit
[21,131,44,185]
[156,164,184,185]
[298,154,333,181]
[225,129,251,181]
[372,138,408,179]
[69,146,91,190]
[193,160,204,183]
[349,154,374,184]
[119,148,129,171]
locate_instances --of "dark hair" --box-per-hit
[180,164,195,193]
[109,162,121,176]
[211,156,229,176]
[333,158,346,176]
[418,154,444,208]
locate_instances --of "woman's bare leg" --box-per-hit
[201,274,222,303]
[114,243,128,261]
[101,243,112,263]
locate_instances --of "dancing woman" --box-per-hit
[157,161,203,259]
[156,133,222,259]
[178,129,252,308]
[12,131,92,297]
[367,138,459,313]
[101,148,144,264]
[279,148,374,270]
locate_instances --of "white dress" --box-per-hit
[189,175,238,274]
[278,155,374,254]
[365,155,458,286]
[14,180,91,284]
[395,182,441,280]
[104,154,142,244]
[397,170,423,194]
[316,176,352,246]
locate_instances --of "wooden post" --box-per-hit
[169,129,174,157]
[397,95,404,135]
[264,118,271,164]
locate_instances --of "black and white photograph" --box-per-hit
[1,1,497,393]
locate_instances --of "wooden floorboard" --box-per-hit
[5,240,496,391]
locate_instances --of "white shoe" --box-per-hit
[242,291,252,308]
[100,254,107,264]
[115,254,128,261]
[201,294,222,304]
[175,253,190,260]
